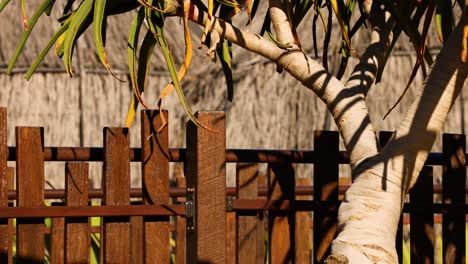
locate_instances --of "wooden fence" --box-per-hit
[0,107,465,263]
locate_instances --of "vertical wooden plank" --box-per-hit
[131,215,144,264]
[7,167,13,264]
[226,211,236,264]
[236,163,259,264]
[16,127,45,263]
[313,131,339,264]
[379,131,403,263]
[186,111,226,263]
[141,110,170,263]
[296,178,312,262]
[442,133,465,264]
[0,108,7,263]
[409,166,434,264]
[256,173,266,264]
[51,217,65,264]
[268,163,295,264]
[176,175,186,264]
[65,162,89,263]
[102,127,131,263]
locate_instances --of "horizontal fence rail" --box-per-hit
[0,107,466,263]
[4,146,449,164]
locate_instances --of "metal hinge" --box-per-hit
[226,196,234,212]
[185,187,195,232]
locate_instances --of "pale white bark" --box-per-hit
[185,3,467,263]
[329,13,468,263]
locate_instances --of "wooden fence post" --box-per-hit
[141,110,170,263]
[256,173,266,264]
[268,163,295,264]
[186,111,226,263]
[7,167,13,264]
[295,178,312,262]
[313,130,339,264]
[236,163,259,264]
[102,127,131,263]
[16,127,45,263]
[51,205,65,264]
[409,166,434,263]
[131,202,144,264]
[442,133,465,263]
[0,108,7,263]
[379,131,403,263]
[176,174,187,264]
[65,162,89,263]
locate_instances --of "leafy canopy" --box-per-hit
[0,0,465,126]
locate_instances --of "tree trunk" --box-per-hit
[328,12,468,264]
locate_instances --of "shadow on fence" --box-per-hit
[0,107,465,263]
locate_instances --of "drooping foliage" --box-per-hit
[0,0,465,126]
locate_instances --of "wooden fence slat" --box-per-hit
[256,173,266,264]
[102,127,131,263]
[186,111,226,263]
[176,174,186,264]
[51,216,65,264]
[16,127,45,263]
[379,131,403,263]
[313,130,339,264]
[442,133,466,263]
[296,178,312,262]
[0,108,7,263]
[131,216,144,264]
[226,211,236,264]
[409,166,434,263]
[65,162,89,263]
[268,163,295,264]
[141,110,170,263]
[236,163,259,264]
[7,167,13,264]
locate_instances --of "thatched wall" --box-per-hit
[0,1,465,189]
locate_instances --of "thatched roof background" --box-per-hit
[0,1,464,190]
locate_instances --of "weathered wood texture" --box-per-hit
[256,173,266,264]
[102,127,131,263]
[409,166,434,264]
[176,175,187,264]
[236,163,259,264]
[296,178,312,262]
[7,167,13,264]
[313,131,339,264]
[141,110,170,263]
[16,127,45,263]
[442,134,466,264]
[186,111,226,263]
[0,108,7,263]
[51,217,65,264]
[65,162,90,263]
[268,163,295,264]
[131,216,144,264]
[226,211,236,264]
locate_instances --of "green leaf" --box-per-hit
[216,40,234,101]
[147,8,213,131]
[63,0,93,77]
[0,0,11,13]
[25,20,71,80]
[435,0,453,43]
[6,0,55,74]
[94,0,114,73]
[125,28,157,128]
[293,0,313,26]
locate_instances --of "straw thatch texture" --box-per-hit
[0,1,465,192]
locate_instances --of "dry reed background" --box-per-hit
[0,2,464,191]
